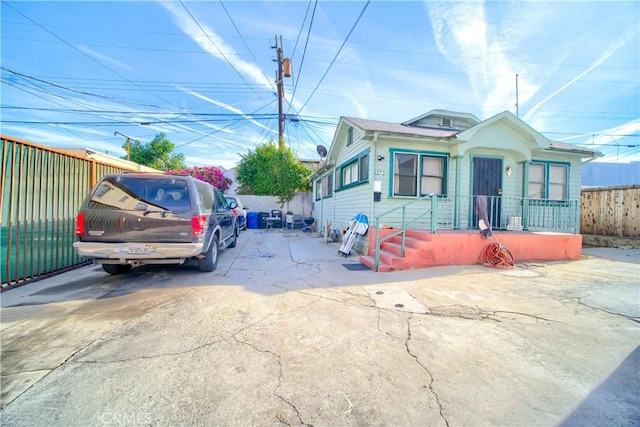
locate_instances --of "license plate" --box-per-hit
[127,244,152,254]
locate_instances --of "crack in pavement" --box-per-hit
[231,336,309,427]
[577,298,640,324]
[427,305,562,324]
[404,313,449,427]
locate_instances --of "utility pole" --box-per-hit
[114,131,139,161]
[515,73,519,117]
[273,35,291,150]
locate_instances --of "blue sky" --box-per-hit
[1,1,639,169]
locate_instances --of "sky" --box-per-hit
[1,1,639,170]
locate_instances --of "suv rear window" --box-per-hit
[89,176,191,212]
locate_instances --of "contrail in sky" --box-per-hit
[524,28,638,121]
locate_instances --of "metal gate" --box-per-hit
[1,135,142,290]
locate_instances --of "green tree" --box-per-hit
[124,132,186,170]
[237,142,310,205]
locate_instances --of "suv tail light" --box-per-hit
[192,215,207,237]
[75,213,85,237]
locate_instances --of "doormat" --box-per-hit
[342,263,371,271]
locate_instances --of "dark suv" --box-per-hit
[73,173,238,274]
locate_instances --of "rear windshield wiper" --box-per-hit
[143,209,172,217]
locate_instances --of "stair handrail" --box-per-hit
[373,193,437,271]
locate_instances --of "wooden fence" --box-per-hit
[581,185,640,237]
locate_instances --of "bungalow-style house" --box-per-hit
[310,110,602,271]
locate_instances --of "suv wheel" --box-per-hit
[228,225,238,248]
[102,264,132,275]
[199,234,219,272]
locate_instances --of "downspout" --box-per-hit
[521,160,529,230]
[371,132,379,256]
[371,131,379,221]
[453,155,462,229]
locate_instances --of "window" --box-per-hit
[394,153,417,196]
[316,173,333,200]
[346,127,354,146]
[528,162,568,200]
[549,165,568,199]
[393,153,447,197]
[421,156,444,195]
[528,163,545,199]
[440,118,452,127]
[337,153,368,190]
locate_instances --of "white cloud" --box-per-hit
[77,45,135,72]
[160,2,271,90]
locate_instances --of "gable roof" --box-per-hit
[402,109,480,126]
[343,116,458,139]
[455,111,549,148]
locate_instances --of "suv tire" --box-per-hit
[199,234,219,272]
[102,264,132,275]
[228,225,238,248]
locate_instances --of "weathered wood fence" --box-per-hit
[581,185,640,237]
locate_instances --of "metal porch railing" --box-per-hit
[372,194,580,272]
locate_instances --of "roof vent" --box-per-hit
[440,118,452,128]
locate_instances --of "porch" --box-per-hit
[362,194,582,272]
[360,229,582,272]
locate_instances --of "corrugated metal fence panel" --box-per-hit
[1,136,137,289]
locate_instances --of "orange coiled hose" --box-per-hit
[480,242,515,269]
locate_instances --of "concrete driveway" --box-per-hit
[1,229,639,426]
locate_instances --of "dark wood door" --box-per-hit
[472,157,502,229]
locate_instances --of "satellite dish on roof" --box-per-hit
[316,145,328,158]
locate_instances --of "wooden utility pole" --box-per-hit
[273,35,290,150]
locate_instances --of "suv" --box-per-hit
[225,196,247,230]
[73,173,238,274]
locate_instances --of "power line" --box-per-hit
[288,0,317,116]
[218,0,275,94]
[297,0,371,114]
[178,1,269,105]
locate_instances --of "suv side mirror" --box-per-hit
[228,201,238,209]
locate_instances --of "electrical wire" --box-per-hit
[288,0,317,116]
[297,0,371,115]
[178,1,269,105]
[218,0,275,94]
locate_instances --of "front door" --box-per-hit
[472,157,502,229]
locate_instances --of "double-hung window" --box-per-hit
[528,162,568,200]
[338,152,369,190]
[393,152,446,197]
[316,173,333,200]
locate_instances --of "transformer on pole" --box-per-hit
[273,35,291,150]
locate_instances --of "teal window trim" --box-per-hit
[336,149,370,192]
[316,172,334,200]
[389,148,449,198]
[529,160,570,201]
[346,126,354,146]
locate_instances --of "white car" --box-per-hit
[225,196,247,230]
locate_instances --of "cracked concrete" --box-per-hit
[1,231,639,426]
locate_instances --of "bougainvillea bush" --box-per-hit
[166,166,231,192]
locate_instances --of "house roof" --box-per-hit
[401,109,480,126]
[548,140,603,157]
[342,116,458,139]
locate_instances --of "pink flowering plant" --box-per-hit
[166,166,231,192]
